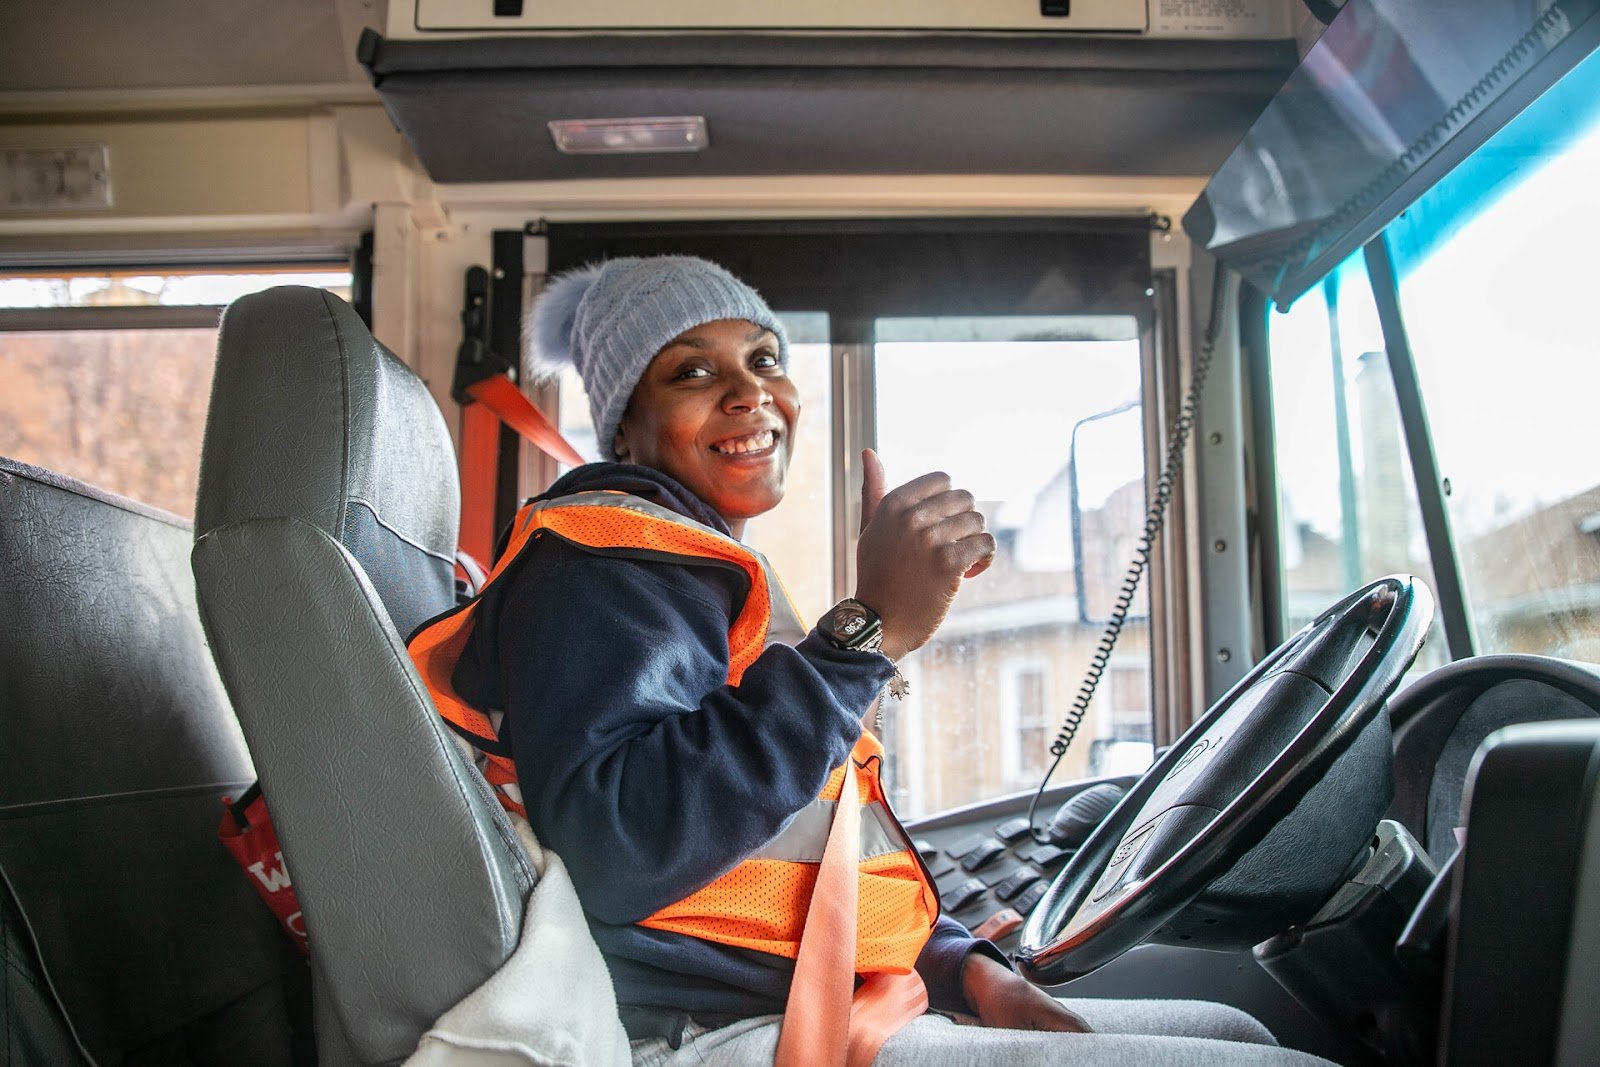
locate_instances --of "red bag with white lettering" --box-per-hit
[219,783,309,956]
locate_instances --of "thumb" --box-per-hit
[964,552,995,580]
[860,448,886,532]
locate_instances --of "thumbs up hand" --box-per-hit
[852,449,996,662]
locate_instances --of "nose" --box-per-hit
[722,368,772,413]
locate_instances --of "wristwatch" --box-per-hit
[820,599,911,705]
[819,598,884,653]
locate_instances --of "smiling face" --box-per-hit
[614,318,798,538]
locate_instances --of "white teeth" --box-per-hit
[713,430,776,455]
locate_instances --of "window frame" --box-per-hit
[0,249,361,333]
[0,305,228,332]
[1360,235,1476,660]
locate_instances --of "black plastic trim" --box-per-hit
[1239,281,1283,651]
[1441,718,1600,1063]
[1363,235,1474,660]
[547,218,1154,346]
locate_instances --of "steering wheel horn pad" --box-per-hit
[1017,576,1433,984]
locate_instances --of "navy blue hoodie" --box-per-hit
[450,463,1002,1016]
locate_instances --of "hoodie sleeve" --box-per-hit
[915,917,1012,1014]
[497,539,892,926]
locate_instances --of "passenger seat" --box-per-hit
[0,457,304,1064]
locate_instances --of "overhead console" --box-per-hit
[360,1,1302,183]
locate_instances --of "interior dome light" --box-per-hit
[548,117,709,154]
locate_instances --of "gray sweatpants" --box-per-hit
[630,1000,1337,1066]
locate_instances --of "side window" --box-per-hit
[873,316,1155,817]
[0,269,352,517]
[1272,46,1600,666]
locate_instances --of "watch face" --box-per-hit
[826,600,880,649]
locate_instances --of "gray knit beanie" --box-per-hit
[525,255,789,461]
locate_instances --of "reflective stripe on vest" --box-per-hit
[406,491,938,975]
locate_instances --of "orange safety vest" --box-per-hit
[408,490,939,975]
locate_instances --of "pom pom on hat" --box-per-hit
[524,262,603,380]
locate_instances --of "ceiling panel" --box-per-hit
[0,0,374,92]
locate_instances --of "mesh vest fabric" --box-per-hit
[407,491,938,975]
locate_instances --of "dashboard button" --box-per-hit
[1026,843,1072,868]
[993,816,1033,843]
[972,908,1025,941]
[961,838,1007,871]
[914,837,939,860]
[944,834,988,860]
[1013,881,1049,916]
[940,878,988,913]
[993,868,1042,902]
[979,862,1022,887]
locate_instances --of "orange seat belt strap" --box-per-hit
[456,373,586,568]
[847,971,929,1067]
[775,762,927,1067]
[465,375,587,468]
[458,399,504,567]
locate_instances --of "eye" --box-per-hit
[751,349,782,371]
[672,363,711,381]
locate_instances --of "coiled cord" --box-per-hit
[1026,267,1232,845]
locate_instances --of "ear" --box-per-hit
[612,426,629,460]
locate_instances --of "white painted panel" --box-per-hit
[1149,0,1285,37]
[0,119,312,221]
[406,0,1146,34]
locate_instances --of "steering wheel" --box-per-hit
[1016,575,1433,984]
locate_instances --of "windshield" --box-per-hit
[1266,43,1600,668]
[1383,45,1600,658]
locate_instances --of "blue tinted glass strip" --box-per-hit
[1387,42,1600,277]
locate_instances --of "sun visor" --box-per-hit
[543,217,1157,341]
[1183,0,1600,308]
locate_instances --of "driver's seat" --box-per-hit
[191,286,536,1062]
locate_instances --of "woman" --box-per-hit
[420,256,1325,1065]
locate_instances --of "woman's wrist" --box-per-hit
[960,952,1013,1012]
[844,591,909,662]
[879,636,911,663]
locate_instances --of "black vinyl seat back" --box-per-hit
[0,457,296,1064]
[3,861,89,1065]
[191,287,535,1064]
